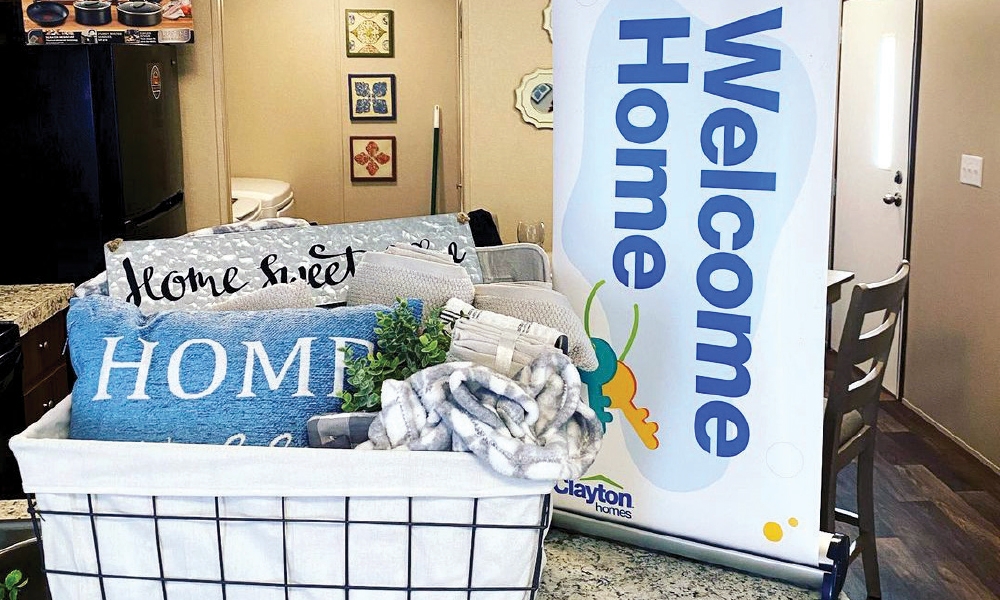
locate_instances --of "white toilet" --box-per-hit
[230,177,296,222]
[231,196,262,223]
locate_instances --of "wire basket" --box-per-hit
[11,399,554,600]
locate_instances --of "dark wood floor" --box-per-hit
[833,393,1000,599]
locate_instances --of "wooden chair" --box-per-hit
[821,259,910,599]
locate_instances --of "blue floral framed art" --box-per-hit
[348,73,397,122]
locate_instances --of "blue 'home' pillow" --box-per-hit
[66,295,421,447]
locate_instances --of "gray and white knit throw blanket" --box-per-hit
[358,351,604,481]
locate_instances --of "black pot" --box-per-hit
[73,0,111,25]
[25,1,69,27]
[116,0,161,27]
[0,538,49,600]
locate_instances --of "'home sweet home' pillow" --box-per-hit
[66,294,421,447]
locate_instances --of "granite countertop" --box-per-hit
[541,528,836,599]
[0,284,75,335]
[0,499,27,520]
[0,499,838,599]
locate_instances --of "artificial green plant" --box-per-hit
[337,297,451,413]
[1,569,27,600]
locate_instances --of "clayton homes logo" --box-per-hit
[554,475,633,519]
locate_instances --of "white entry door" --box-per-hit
[832,0,916,396]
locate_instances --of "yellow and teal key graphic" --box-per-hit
[580,280,660,449]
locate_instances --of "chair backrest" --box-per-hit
[826,260,910,444]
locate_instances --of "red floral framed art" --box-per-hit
[349,136,397,182]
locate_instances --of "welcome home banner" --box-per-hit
[105,214,481,312]
[552,1,839,566]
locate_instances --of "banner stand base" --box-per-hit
[552,509,850,600]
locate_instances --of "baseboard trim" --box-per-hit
[899,397,1000,476]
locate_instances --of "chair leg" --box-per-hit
[820,476,837,534]
[856,442,882,599]
[820,456,839,534]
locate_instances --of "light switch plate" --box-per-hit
[960,154,984,188]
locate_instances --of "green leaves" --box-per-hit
[2,569,28,600]
[337,298,452,413]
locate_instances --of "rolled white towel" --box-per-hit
[447,318,560,377]
[473,283,599,371]
[440,298,568,354]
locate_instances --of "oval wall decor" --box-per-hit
[515,68,554,130]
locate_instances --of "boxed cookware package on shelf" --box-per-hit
[21,0,194,46]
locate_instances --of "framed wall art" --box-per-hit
[348,73,397,121]
[543,1,552,42]
[350,136,397,182]
[345,9,394,57]
[514,68,554,129]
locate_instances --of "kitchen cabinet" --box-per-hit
[0,283,74,499]
[21,307,72,426]
[0,284,76,431]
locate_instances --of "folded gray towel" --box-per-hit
[358,352,603,481]
[384,243,458,266]
[307,412,378,448]
[206,281,315,311]
[347,252,475,316]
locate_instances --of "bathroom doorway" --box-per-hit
[221,0,463,226]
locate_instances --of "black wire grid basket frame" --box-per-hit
[25,492,551,599]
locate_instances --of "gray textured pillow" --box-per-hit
[473,283,598,371]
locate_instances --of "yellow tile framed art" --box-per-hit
[345,9,394,58]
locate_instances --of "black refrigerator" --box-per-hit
[0,5,186,285]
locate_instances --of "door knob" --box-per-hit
[882,192,903,207]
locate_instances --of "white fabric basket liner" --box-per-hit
[9,397,553,600]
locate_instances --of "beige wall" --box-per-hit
[461,1,553,248]
[176,0,229,232]
[223,0,460,225]
[904,0,1000,467]
[178,2,550,236]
